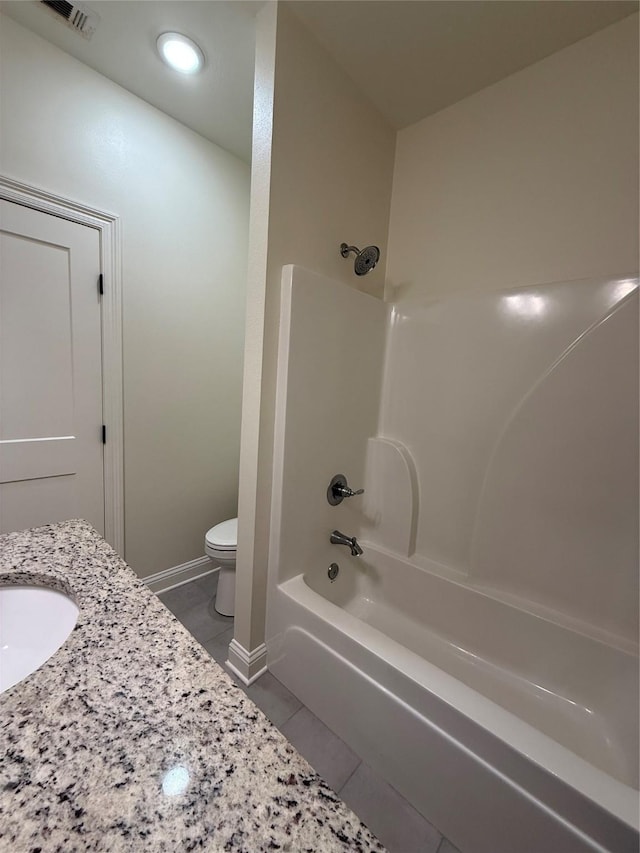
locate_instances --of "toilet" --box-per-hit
[204,517,237,617]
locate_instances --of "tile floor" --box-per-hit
[158,573,461,853]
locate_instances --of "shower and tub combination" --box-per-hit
[265,261,639,853]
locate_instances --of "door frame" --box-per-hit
[0,175,124,555]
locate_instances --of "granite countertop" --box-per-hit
[0,520,385,852]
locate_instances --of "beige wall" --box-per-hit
[387,13,639,300]
[235,2,395,654]
[0,15,250,577]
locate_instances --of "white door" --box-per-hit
[0,200,104,535]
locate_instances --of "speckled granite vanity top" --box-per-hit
[0,520,385,852]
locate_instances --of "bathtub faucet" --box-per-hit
[330,530,363,557]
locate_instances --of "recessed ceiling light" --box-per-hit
[156,32,204,75]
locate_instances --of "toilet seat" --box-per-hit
[205,518,237,551]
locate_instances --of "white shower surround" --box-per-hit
[266,265,639,852]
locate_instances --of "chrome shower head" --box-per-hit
[340,242,381,276]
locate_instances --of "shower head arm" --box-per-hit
[340,243,360,259]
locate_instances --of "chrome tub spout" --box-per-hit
[330,530,363,557]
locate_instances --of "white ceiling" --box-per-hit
[0,1,260,162]
[1,1,637,162]
[288,0,639,129]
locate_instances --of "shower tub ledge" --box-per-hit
[267,554,639,853]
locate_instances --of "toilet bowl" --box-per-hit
[204,517,237,617]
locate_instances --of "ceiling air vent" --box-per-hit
[40,0,99,40]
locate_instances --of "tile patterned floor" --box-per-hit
[158,574,462,853]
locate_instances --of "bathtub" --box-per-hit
[266,544,639,853]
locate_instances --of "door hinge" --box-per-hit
[101,425,106,444]
[98,273,104,296]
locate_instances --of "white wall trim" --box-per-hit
[144,556,217,594]
[0,175,125,556]
[227,638,268,685]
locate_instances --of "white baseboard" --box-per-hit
[226,639,268,685]
[144,555,218,594]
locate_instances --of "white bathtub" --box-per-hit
[267,545,639,853]
[267,267,638,851]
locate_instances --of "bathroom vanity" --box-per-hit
[0,520,384,852]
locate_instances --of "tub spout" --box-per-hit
[330,530,363,557]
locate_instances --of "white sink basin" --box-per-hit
[0,585,79,693]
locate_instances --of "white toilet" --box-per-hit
[204,517,237,617]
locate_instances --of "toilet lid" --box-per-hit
[205,517,237,550]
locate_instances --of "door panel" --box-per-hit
[0,436,76,481]
[0,476,80,533]
[1,233,73,439]
[0,200,104,535]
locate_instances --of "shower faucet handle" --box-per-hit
[327,474,364,506]
[338,485,364,498]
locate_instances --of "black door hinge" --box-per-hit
[102,425,106,444]
[98,273,104,296]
